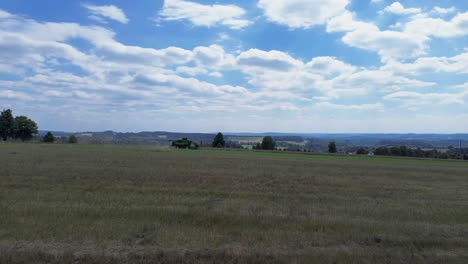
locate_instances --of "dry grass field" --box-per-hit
[1,144,468,263]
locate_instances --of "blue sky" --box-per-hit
[0,0,467,133]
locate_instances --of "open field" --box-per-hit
[1,144,468,263]
[227,136,263,144]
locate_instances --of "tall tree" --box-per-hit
[13,116,38,142]
[212,132,225,148]
[261,136,275,150]
[0,109,15,141]
[43,132,55,143]
[68,135,78,144]
[328,141,337,153]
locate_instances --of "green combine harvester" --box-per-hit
[170,138,199,149]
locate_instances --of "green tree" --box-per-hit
[43,132,55,143]
[399,145,408,156]
[68,135,78,144]
[356,147,368,155]
[254,142,262,150]
[212,132,225,148]
[390,146,401,156]
[13,116,38,142]
[328,141,337,153]
[261,136,275,150]
[0,109,15,141]
[374,147,389,156]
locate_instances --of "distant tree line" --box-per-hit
[210,133,277,150]
[0,109,38,142]
[373,145,468,160]
[321,141,468,160]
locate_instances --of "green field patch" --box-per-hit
[191,148,468,166]
[227,136,263,143]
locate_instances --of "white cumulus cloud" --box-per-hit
[257,0,350,29]
[327,10,468,61]
[159,0,250,29]
[382,2,421,15]
[82,4,129,24]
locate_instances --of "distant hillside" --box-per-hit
[39,130,468,149]
[70,131,217,146]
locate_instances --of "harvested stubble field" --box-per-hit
[1,144,468,263]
